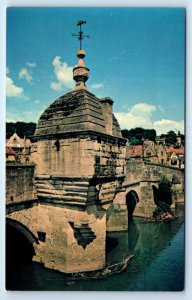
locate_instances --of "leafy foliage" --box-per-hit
[121,127,156,145]
[152,176,173,218]
[6,122,36,139]
[158,175,173,205]
[153,202,173,218]
[160,130,177,146]
[130,138,140,145]
[153,175,173,206]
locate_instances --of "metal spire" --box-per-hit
[72,20,89,50]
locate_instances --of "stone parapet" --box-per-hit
[6,163,37,205]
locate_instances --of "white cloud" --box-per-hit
[153,119,184,135]
[26,62,36,68]
[19,68,33,83]
[91,83,104,89]
[129,103,156,116]
[6,76,23,97]
[115,103,156,129]
[34,99,40,104]
[6,108,45,123]
[50,56,74,91]
[114,102,184,135]
[50,81,62,91]
[6,67,10,74]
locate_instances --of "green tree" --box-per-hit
[6,122,36,138]
[153,202,173,218]
[129,127,144,143]
[144,129,156,142]
[121,129,131,140]
[130,137,140,145]
[153,175,173,218]
[121,127,156,144]
[158,175,172,206]
[161,130,177,146]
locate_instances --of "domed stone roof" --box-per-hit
[34,89,122,138]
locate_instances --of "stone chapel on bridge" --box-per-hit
[26,26,127,272]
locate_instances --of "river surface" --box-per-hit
[6,204,184,291]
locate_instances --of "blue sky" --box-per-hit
[6,7,185,135]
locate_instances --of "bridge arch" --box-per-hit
[126,190,139,219]
[6,218,38,269]
[152,184,160,205]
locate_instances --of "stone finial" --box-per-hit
[73,49,90,90]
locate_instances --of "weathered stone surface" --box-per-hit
[106,193,128,232]
[34,89,122,138]
[6,163,37,205]
[7,204,106,273]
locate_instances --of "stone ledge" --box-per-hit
[145,161,184,172]
[6,162,36,168]
[6,199,38,214]
[30,130,127,143]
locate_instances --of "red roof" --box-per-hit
[126,145,142,156]
[6,147,16,155]
[167,147,184,155]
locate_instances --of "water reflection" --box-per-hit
[107,214,183,268]
[106,219,139,265]
[128,218,139,252]
[6,204,184,291]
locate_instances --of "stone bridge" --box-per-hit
[6,160,184,273]
[106,160,184,231]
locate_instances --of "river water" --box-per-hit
[6,204,184,291]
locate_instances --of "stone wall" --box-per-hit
[145,162,184,181]
[106,192,128,232]
[6,144,184,274]
[6,163,37,205]
[125,160,184,194]
[133,183,155,217]
[106,159,185,228]
[31,134,126,178]
[125,159,145,183]
[7,203,106,273]
[30,133,126,207]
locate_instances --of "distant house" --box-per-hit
[6,147,16,161]
[156,144,168,165]
[126,145,143,159]
[126,140,158,162]
[126,140,184,169]
[6,132,31,152]
[127,140,160,162]
[143,140,157,162]
[6,132,31,162]
[6,132,23,153]
[167,147,184,169]
[155,135,166,145]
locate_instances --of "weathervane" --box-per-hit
[72,20,89,50]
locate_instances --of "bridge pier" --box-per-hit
[106,191,128,232]
[7,204,106,273]
[134,183,156,218]
[106,182,158,231]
